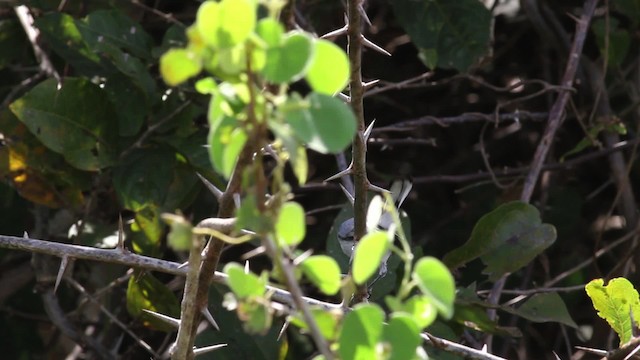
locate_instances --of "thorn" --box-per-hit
[367,182,390,195]
[197,173,223,200]
[201,307,220,331]
[54,255,70,294]
[277,320,290,341]
[244,260,250,274]
[142,309,180,328]
[233,193,241,209]
[321,24,348,39]
[23,231,29,238]
[292,249,314,266]
[339,184,355,205]
[362,79,379,89]
[481,344,488,352]
[325,166,353,183]
[117,214,126,253]
[193,343,227,356]
[241,246,266,260]
[178,261,189,269]
[263,144,278,159]
[361,35,391,56]
[363,119,376,142]
[336,92,350,103]
[358,3,372,27]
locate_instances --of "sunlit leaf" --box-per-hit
[196,0,256,48]
[160,48,202,86]
[301,255,341,295]
[383,313,422,360]
[339,304,385,360]
[275,202,306,246]
[586,278,640,345]
[413,256,455,319]
[306,39,349,95]
[352,231,390,285]
[224,262,267,298]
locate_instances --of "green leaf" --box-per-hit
[133,204,164,255]
[102,73,147,136]
[224,262,267,298]
[306,93,357,154]
[35,13,104,75]
[505,293,577,328]
[208,115,246,179]
[160,48,202,86]
[165,215,193,251]
[352,231,390,285]
[196,0,256,49]
[383,313,422,360]
[126,271,180,332]
[339,304,385,360]
[77,10,154,60]
[443,201,557,280]
[413,257,455,319]
[592,18,630,68]
[301,255,342,295]
[403,295,438,329]
[9,78,117,171]
[586,278,640,345]
[112,147,176,211]
[391,0,492,71]
[305,39,349,95]
[262,32,314,83]
[270,121,309,184]
[275,202,306,246]
[256,18,284,47]
[291,307,340,341]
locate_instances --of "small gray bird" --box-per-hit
[337,180,413,280]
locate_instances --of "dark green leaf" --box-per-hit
[443,201,557,280]
[9,78,117,170]
[126,271,180,332]
[505,293,577,328]
[391,0,492,71]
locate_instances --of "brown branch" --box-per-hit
[14,5,61,83]
[520,0,599,202]
[374,111,548,132]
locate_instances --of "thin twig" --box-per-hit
[374,111,548,132]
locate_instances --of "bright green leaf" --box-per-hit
[301,255,341,295]
[352,231,390,285]
[276,202,306,246]
[586,278,640,345]
[383,313,422,360]
[256,18,284,47]
[262,32,314,83]
[413,256,455,319]
[306,39,349,95]
[196,0,256,48]
[160,48,202,86]
[339,303,385,360]
[222,128,247,178]
[224,262,267,298]
[404,295,438,329]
